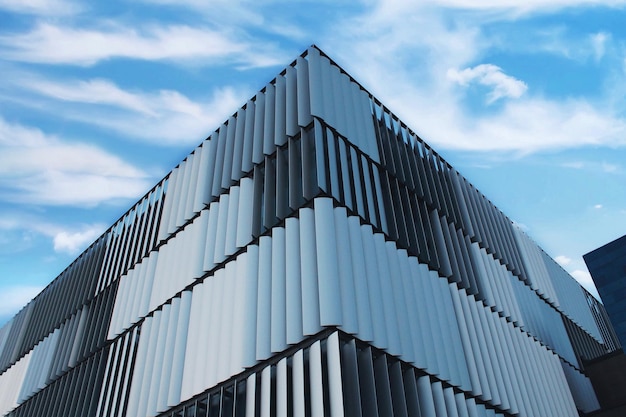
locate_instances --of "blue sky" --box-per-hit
[1,0,626,325]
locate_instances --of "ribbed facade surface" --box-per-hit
[0,46,619,417]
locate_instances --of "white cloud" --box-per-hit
[591,32,610,61]
[0,285,43,318]
[53,225,105,254]
[554,255,572,266]
[447,64,528,103]
[0,118,152,206]
[9,72,250,145]
[324,4,626,155]
[26,78,157,115]
[594,204,603,209]
[0,0,79,15]
[0,23,289,68]
[424,0,626,15]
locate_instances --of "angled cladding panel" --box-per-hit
[306,47,379,162]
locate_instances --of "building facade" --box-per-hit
[584,234,626,350]
[0,46,620,417]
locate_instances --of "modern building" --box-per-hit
[584,234,626,349]
[582,235,626,416]
[0,46,620,417]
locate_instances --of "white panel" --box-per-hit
[203,201,220,272]
[419,268,442,377]
[245,373,256,417]
[168,290,192,407]
[193,140,211,212]
[230,253,248,376]
[207,270,224,388]
[347,216,374,342]
[329,64,348,138]
[467,295,494,403]
[416,375,437,417]
[401,254,425,368]
[274,74,287,146]
[386,243,413,361]
[449,286,481,395]
[261,366,271,417]
[180,283,204,400]
[263,83,276,156]
[307,47,324,119]
[429,272,451,382]
[319,55,336,127]
[299,207,321,335]
[136,313,159,417]
[252,92,265,164]
[174,158,192,228]
[256,235,273,360]
[454,392,470,417]
[309,340,325,417]
[146,307,169,417]
[157,300,179,414]
[185,149,202,217]
[213,194,230,264]
[360,224,388,348]
[276,357,288,417]
[296,56,312,127]
[285,217,303,344]
[236,177,254,248]
[222,116,237,190]
[218,264,236,382]
[485,311,515,414]
[225,186,240,257]
[242,245,260,368]
[334,207,358,334]
[327,332,345,417]
[314,198,342,326]
[457,290,486,399]
[443,386,460,417]
[475,305,503,409]
[212,126,228,196]
[271,227,288,353]
[159,167,178,240]
[241,100,256,172]
[292,349,306,417]
[285,65,299,137]
[232,108,247,180]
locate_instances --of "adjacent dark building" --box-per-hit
[0,46,620,417]
[585,234,626,349]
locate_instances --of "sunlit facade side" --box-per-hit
[0,46,619,417]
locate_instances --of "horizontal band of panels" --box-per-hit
[157,330,577,417]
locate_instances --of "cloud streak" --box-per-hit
[8,73,250,145]
[0,23,289,68]
[0,118,152,206]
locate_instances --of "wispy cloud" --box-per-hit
[425,0,626,15]
[9,74,250,145]
[0,118,152,206]
[0,0,80,15]
[325,3,626,154]
[0,285,43,318]
[0,23,289,68]
[447,64,528,103]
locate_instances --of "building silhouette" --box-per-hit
[0,46,619,417]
